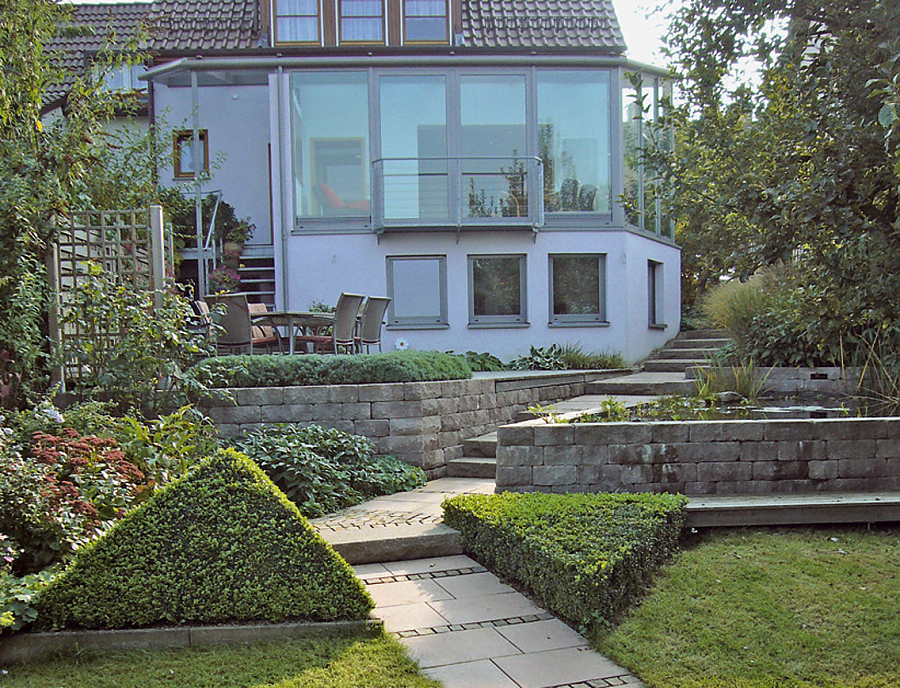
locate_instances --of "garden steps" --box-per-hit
[642,329,733,373]
[685,492,900,528]
[585,371,698,396]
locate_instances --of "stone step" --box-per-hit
[643,359,708,373]
[669,337,731,349]
[656,347,721,360]
[678,329,730,340]
[322,523,463,565]
[685,492,900,528]
[462,432,497,458]
[586,378,698,396]
[446,456,497,479]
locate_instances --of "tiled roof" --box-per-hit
[461,0,625,50]
[146,0,259,51]
[46,2,151,105]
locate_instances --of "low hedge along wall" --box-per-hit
[35,449,373,630]
[442,492,687,631]
[188,351,472,388]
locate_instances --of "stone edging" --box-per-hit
[0,619,382,665]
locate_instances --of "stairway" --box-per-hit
[237,248,276,307]
[641,329,731,373]
[446,432,498,478]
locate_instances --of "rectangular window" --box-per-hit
[549,254,606,324]
[403,0,448,43]
[537,71,611,214]
[173,130,209,179]
[469,254,527,326]
[274,0,320,43]
[379,75,448,221]
[648,260,664,327]
[386,256,448,327]
[290,72,370,220]
[339,0,384,43]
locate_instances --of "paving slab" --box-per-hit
[495,618,590,653]
[382,554,480,576]
[434,571,516,599]
[366,578,456,608]
[371,602,449,633]
[425,659,521,688]
[493,646,631,688]
[427,591,545,625]
[402,626,522,668]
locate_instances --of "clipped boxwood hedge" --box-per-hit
[188,351,472,388]
[442,492,686,631]
[34,448,373,630]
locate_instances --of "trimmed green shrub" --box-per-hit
[34,448,373,630]
[229,425,425,518]
[442,492,686,631]
[188,351,472,389]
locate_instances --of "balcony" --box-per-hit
[371,156,544,232]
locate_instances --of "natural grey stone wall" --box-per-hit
[496,418,900,495]
[686,366,861,397]
[202,373,604,479]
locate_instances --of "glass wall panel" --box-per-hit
[469,255,526,323]
[387,256,447,326]
[643,78,659,234]
[379,75,448,220]
[291,72,370,218]
[537,71,611,213]
[550,254,605,322]
[460,75,528,219]
[622,77,642,228]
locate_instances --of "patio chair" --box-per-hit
[247,302,284,354]
[206,293,281,355]
[355,296,391,353]
[295,292,365,354]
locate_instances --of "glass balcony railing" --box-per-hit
[371,156,544,231]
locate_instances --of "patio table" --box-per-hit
[251,311,335,355]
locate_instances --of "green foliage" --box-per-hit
[0,568,57,633]
[663,0,900,362]
[34,448,373,630]
[442,492,687,632]
[0,0,148,408]
[189,351,472,389]
[558,344,625,370]
[509,345,565,370]
[229,425,425,518]
[56,262,217,416]
[158,187,254,250]
[453,350,506,372]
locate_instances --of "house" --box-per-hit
[64,0,680,362]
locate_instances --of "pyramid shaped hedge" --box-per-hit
[35,448,373,630]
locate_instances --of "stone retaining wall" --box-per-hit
[687,366,861,397]
[496,417,900,495]
[202,372,613,478]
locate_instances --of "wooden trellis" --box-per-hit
[49,206,166,390]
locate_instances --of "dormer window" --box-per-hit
[339,0,385,43]
[403,0,448,43]
[274,0,320,44]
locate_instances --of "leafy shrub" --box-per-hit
[229,425,425,517]
[55,262,217,416]
[188,351,472,389]
[452,351,506,372]
[0,568,56,633]
[442,492,686,632]
[34,448,373,630]
[509,345,566,370]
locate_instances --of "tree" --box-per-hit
[659,0,900,361]
[0,0,144,407]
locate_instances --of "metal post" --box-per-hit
[192,70,206,298]
[149,205,165,309]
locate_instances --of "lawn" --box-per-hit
[3,630,440,688]
[596,526,900,688]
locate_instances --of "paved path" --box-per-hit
[313,479,646,688]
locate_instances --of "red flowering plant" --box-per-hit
[0,419,152,575]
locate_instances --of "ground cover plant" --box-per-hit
[597,527,900,688]
[229,424,425,518]
[35,448,372,630]
[3,629,440,688]
[188,351,472,388]
[442,492,686,632]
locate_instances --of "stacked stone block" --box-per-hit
[496,418,900,495]
[201,373,592,479]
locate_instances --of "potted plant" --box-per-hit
[208,266,241,293]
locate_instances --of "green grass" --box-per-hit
[596,527,900,688]
[5,630,440,688]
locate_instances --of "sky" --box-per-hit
[611,0,672,67]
